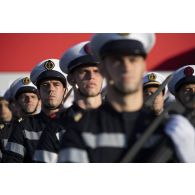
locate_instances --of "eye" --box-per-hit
[184,88,193,94]
[144,90,153,96]
[54,83,60,86]
[41,83,49,87]
[78,69,86,74]
[112,59,121,67]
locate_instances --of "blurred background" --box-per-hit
[0,33,195,94]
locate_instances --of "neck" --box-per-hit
[74,90,102,110]
[107,85,143,112]
[41,104,64,117]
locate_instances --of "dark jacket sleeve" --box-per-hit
[2,121,25,163]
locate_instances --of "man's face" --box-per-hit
[39,80,66,109]
[17,92,39,114]
[71,65,103,97]
[103,55,146,94]
[0,99,12,122]
[177,83,195,109]
[143,86,164,115]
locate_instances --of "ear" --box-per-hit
[67,74,76,86]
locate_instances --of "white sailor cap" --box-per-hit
[30,59,67,88]
[10,77,38,100]
[60,41,99,74]
[90,33,156,60]
[143,72,168,95]
[3,88,12,101]
[168,65,195,95]
[0,91,4,98]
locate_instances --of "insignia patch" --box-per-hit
[18,117,23,122]
[74,112,83,122]
[148,73,157,82]
[0,124,4,129]
[184,66,194,77]
[84,43,92,54]
[44,60,55,70]
[118,33,130,36]
[22,77,31,85]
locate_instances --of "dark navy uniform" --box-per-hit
[58,102,177,163]
[33,41,102,163]
[2,58,68,163]
[0,120,15,157]
[2,112,63,162]
[33,103,85,163]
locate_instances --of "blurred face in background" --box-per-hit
[102,55,146,94]
[143,86,165,115]
[0,98,12,122]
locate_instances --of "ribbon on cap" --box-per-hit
[184,66,194,77]
[83,43,92,55]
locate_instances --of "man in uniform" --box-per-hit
[33,41,104,162]
[9,77,40,117]
[0,92,13,124]
[0,91,13,160]
[56,33,177,163]
[2,59,68,162]
[164,65,195,162]
[143,72,167,116]
[0,78,40,161]
[168,65,195,126]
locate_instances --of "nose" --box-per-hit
[48,83,55,91]
[122,58,132,71]
[87,71,95,80]
[25,96,31,103]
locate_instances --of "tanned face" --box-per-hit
[177,83,195,109]
[143,86,164,115]
[39,80,66,109]
[70,65,103,97]
[17,92,39,114]
[0,99,12,122]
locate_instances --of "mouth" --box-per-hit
[47,96,56,100]
[86,83,97,88]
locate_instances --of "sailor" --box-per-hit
[56,33,178,163]
[143,72,167,115]
[2,59,68,162]
[33,41,104,162]
[168,65,195,126]
[9,76,40,117]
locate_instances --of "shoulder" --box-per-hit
[164,114,195,140]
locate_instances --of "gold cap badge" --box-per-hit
[118,33,130,36]
[148,73,157,82]
[44,60,55,70]
[22,77,31,85]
